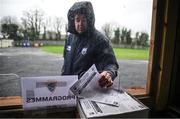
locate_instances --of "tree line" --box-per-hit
[0,8,149,48]
[101,23,149,49]
[0,8,66,42]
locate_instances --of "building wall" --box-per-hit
[0,39,14,48]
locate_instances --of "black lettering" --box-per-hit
[42,97,48,101]
[26,98,35,103]
[32,98,35,102]
[53,96,57,101]
[26,98,31,103]
[67,95,75,100]
[66,95,71,100]
[63,96,66,100]
[49,96,53,101]
[58,96,62,100]
[26,95,76,103]
[71,95,76,99]
[35,97,42,102]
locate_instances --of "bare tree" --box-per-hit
[21,8,44,40]
[126,29,132,45]
[113,27,120,44]
[65,23,68,40]
[120,27,127,44]
[101,23,113,40]
[135,32,140,45]
[53,17,64,40]
[42,17,52,40]
[0,16,17,24]
[139,32,149,48]
[20,17,29,39]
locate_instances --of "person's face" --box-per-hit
[74,14,87,34]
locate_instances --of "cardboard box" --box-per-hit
[77,90,149,118]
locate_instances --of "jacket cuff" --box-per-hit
[106,70,116,81]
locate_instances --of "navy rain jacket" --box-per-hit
[61,1,119,80]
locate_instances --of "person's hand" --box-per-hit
[98,71,113,88]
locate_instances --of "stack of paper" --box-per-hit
[70,64,149,118]
[78,90,149,118]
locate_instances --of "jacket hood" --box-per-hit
[67,1,95,34]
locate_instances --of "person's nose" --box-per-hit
[79,20,84,26]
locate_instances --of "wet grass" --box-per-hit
[41,46,64,54]
[41,46,149,60]
[113,48,149,60]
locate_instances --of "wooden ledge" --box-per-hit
[127,88,147,96]
[0,88,147,110]
[0,96,22,110]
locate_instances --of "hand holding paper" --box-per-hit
[70,64,121,106]
[99,71,113,88]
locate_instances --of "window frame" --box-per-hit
[0,0,155,108]
[2,0,177,115]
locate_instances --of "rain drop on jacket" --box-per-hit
[61,1,119,80]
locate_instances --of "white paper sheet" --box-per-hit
[21,75,78,110]
[79,91,148,118]
[70,64,123,106]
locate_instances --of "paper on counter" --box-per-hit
[70,64,122,106]
[79,91,148,118]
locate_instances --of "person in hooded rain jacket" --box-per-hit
[62,1,119,88]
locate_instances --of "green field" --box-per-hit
[41,46,149,60]
[41,46,64,54]
[113,48,149,60]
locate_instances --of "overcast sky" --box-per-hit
[0,0,153,35]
